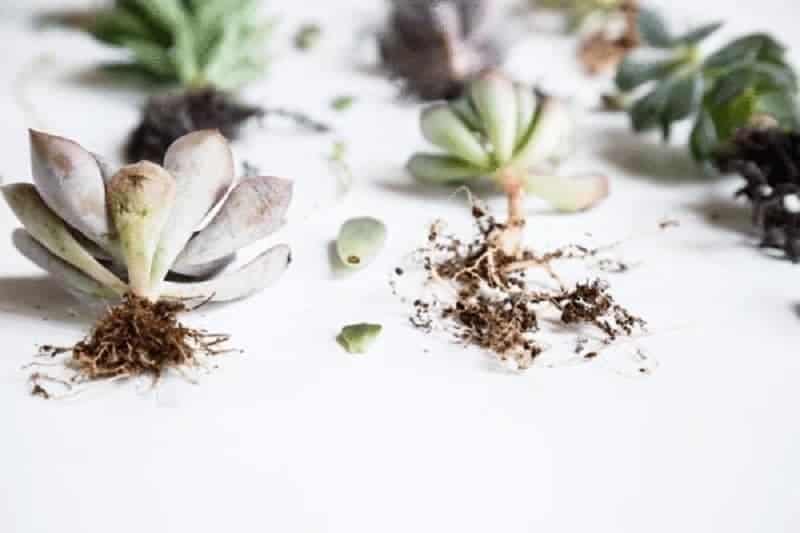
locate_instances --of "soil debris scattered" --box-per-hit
[396,200,646,369]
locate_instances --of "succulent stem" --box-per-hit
[493,169,527,257]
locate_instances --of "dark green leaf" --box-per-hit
[673,22,723,46]
[630,79,673,132]
[615,56,678,92]
[751,62,798,93]
[756,91,800,129]
[708,68,754,107]
[637,8,673,48]
[690,110,719,161]
[662,73,703,139]
[704,33,786,70]
[709,90,758,142]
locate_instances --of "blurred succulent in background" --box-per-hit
[614,15,798,161]
[3,130,292,303]
[407,74,608,254]
[70,0,276,163]
[379,0,501,100]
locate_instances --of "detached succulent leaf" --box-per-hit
[107,162,177,299]
[337,323,382,354]
[2,183,126,294]
[336,217,387,269]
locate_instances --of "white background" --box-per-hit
[1,1,799,532]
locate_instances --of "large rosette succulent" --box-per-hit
[3,129,292,304]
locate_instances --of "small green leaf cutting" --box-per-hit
[337,324,382,354]
[336,217,387,269]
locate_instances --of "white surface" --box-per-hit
[1,1,799,532]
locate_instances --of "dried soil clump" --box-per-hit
[400,202,645,369]
[716,127,800,261]
[29,294,231,396]
[127,88,264,164]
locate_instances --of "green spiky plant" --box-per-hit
[612,9,799,162]
[76,0,276,163]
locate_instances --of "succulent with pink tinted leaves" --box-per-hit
[3,129,292,303]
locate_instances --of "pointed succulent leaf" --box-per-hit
[90,6,159,46]
[107,162,177,299]
[162,244,290,302]
[637,8,673,48]
[690,109,719,161]
[407,153,483,183]
[2,183,126,294]
[11,229,117,299]
[421,104,490,168]
[176,176,292,265]
[29,130,112,249]
[514,84,537,149]
[615,56,679,92]
[661,73,703,140]
[672,22,723,47]
[470,74,518,165]
[630,79,673,132]
[708,67,755,107]
[150,130,234,288]
[524,173,609,212]
[511,97,574,170]
[118,38,175,79]
[336,217,387,269]
[704,33,784,70]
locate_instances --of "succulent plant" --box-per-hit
[613,11,798,162]
[408,74,607,213]
[379,0,501,100]
[88,0,273,89]
[3,130,292,303]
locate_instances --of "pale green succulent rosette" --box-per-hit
[2,130,293,304]
[407,74,609,213]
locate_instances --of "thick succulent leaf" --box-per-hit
[336,217,387,269]
[756,91,800,129]
[708,67,755,108]
[29,130,112,249]
[107,162,176,298]
[122,0,187,34]
[11,229,117,299]
[470,75,518,165]
[406,153,483,183]
[171,253,236,279]
[637,8,673,48]
[176,176,292,265]
[709,90,758,142]
[630,79,673,132]
[615,56,679,92]
[672,22,723,47]
[162,244,290,302]
[150,130,234,288]
[524,173,609,212]
[690,109,719,161]
[420,104,490,168]
[514,84,537,149]
[337,323,382,354]
[118,38,175,79]
[704,33,786,70]
[449,97,482,131]
[661,73,703,140]
[511,97,574,170]
[172,23,199,86]
[2,183,126,294]
[90,7,160,46]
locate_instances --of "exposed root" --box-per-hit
[29,294,234,398]
[397,195,647,370]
